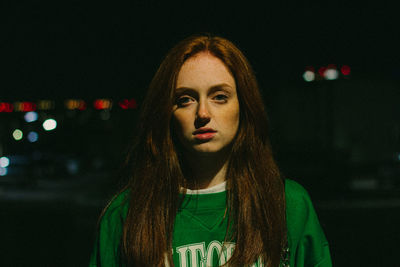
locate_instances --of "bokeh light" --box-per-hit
[0,167,7,176]
[43,119,57,131]
[324,69,339,80]
[341,65,351,75]
[303,70,315,82]
[24,111,38,123]
[94,99,112,110]
[14,101,36,112]
[0,157,10,168]
[119,98,137,109]
[65,99,86,110]
[27,131,39,142]
[37,100,55,110]
[0,102,13,112]
[12,129,23,140]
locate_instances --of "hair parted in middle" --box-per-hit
[121,34,287,267]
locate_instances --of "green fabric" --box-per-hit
[284,180,332,267]
[89,179,332,266]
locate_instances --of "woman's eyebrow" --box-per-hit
[175,87,197,95]
[208,83,234,94]
[175,83,234,94]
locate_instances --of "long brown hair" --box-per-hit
[121,34,286,266]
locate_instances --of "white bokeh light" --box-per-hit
[324,69,339,80]
[303,70,315,82]
[43,119,57,131]
[0,157,10,168]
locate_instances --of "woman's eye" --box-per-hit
[213,94,228,102]
[176,96,194,107]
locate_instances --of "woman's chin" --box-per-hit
[189,143,230,156]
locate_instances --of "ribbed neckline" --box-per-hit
[179,188,227,210]
[183,181,227,194]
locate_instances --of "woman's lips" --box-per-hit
[193,128,217,140]
[194,132,216,140]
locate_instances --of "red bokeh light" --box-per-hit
[318,67,327,77]
[20,102,36,112]
[94,99,112,110]
[78,101,86,110]
[118,99,137,109]
[94,100,103,110]
[0,102,13,112]
[341,65,351,75]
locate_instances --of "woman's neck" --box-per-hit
[182,151,229,190]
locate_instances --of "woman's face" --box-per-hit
[172,52,240,155]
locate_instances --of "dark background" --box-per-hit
[1,1,399,266]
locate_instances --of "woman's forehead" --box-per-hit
[176,53,235,91]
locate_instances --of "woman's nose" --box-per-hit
[195,100,211,126]
[196,100,210,119]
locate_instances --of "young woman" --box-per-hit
[89,34,332,267]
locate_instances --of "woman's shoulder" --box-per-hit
[284,179,332,266]
[284,179,317,228]
[89,190,130,266]
[284,179,313,209]
[284,179,309,198]
[101,189,130,225]
[284,179,325,240]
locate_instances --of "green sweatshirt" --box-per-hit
[89,179,332,266]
